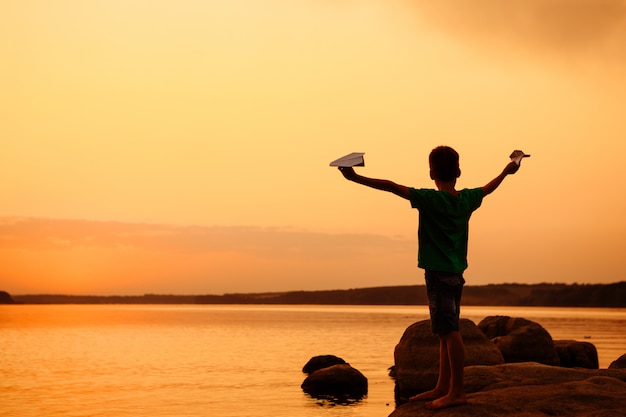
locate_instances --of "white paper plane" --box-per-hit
[329,152,365,167]
[510,150,530,165]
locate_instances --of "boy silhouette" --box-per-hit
[338,146,521,409]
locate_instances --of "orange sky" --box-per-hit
[1,0,625,295]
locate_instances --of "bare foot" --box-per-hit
[424,393,467,410]
[409,388,447,402]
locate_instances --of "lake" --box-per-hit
[1,304,625,417]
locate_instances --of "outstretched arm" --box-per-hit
[482,161,520,196]
[338,167,411,200]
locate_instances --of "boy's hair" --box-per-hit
[429,146,461,182]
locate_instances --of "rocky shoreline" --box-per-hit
[391,362,626,417]
[302,316,626,416]
[392,316,626,416]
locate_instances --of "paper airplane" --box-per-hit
[510,150,530,165]
[329,152,365,167]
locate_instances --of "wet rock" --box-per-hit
[301,363,367,400]
[302,354,346,374]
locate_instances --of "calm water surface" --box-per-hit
[1,305,625,417]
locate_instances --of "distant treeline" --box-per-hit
[6,282,626,307]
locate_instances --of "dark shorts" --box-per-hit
[424,270,465,334]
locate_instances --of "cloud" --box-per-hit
[409,0,626,68]
[0,217,413,259]
[0,217,417,294]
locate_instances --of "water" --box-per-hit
[1,305,625,417]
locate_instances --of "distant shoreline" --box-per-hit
[4,282,626,307]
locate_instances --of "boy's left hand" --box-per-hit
[338,166,357,180]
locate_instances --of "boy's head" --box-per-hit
[429,146,461,182]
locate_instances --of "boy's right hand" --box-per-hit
[504,161,520,175]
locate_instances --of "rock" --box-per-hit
[609,353,626,369]
[302,354,346,374]
[389,363,626,417]
[554,340,599,369]
[0,291,15,304]
[301,363,367,400]
[478,316,560,366]
[393,319,504,402]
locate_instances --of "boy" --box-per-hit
[338,146,521,410]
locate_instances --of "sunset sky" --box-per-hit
[2,0,625,295]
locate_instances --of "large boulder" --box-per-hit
[478,316,560,366]
[609,353,626,369]
[393,319,504,402]
[389,363,626,417]
[554,340,599,369]
[301,363,367,400]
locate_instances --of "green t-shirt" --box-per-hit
[408,187,484,274]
